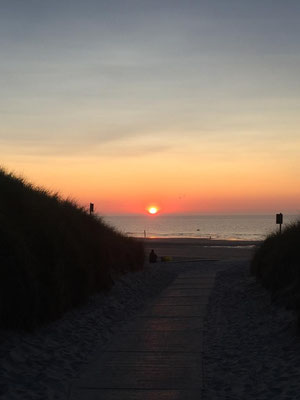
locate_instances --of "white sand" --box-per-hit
[0,257,225,400]
[203,262,300,400]
[0,264,178,400]
[1,252,298,399]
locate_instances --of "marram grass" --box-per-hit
[250,219,300,328]
[0,168,144,330]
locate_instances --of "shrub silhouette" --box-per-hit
[250,220,300,328]
[0,168,144,330]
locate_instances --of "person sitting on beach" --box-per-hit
[149,249,158,263]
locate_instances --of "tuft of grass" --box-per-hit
[250,220,300,328]
[0,167,144,330]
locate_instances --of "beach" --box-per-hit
[1,238,299,400]
[3,0,299,397]
[142,237,260,261]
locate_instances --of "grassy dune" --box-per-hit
[250,220,300,327]
[0,168,144,330]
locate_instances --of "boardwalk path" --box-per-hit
[70,265,216,400]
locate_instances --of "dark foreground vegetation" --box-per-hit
[0,168,144,330]
[251,220,300,327]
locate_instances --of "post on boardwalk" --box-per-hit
[276,213,283,234]
[89,203,94,215]
[144,230,146,238]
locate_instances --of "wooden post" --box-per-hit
[276,213,283,234]
[89,203,94,215]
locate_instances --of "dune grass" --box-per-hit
[0,168,144,330]
[250,220,300,328]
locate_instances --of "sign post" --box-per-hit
[89,203,94,215]
[276,213,283,234]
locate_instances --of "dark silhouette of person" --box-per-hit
[149,249,157,263]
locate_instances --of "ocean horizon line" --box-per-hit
[99,213,299,218]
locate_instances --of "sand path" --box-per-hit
[69,266,216,400]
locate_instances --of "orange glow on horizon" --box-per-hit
[2,148,299,215]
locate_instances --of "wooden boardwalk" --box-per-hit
[69,269,216,400]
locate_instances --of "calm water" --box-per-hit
[102,214,299,241]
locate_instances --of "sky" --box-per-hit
[1,0,300,215]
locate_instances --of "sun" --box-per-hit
[148,206,158,215]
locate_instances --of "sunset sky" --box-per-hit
[1,0,300,215]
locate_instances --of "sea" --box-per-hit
[102,214,299,241]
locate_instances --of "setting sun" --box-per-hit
[148,206,158,215]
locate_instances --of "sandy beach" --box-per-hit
[3,0,298,397]
[2,239,299,400]
[142,237,260,261]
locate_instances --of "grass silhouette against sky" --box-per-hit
[0,168,144,329]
